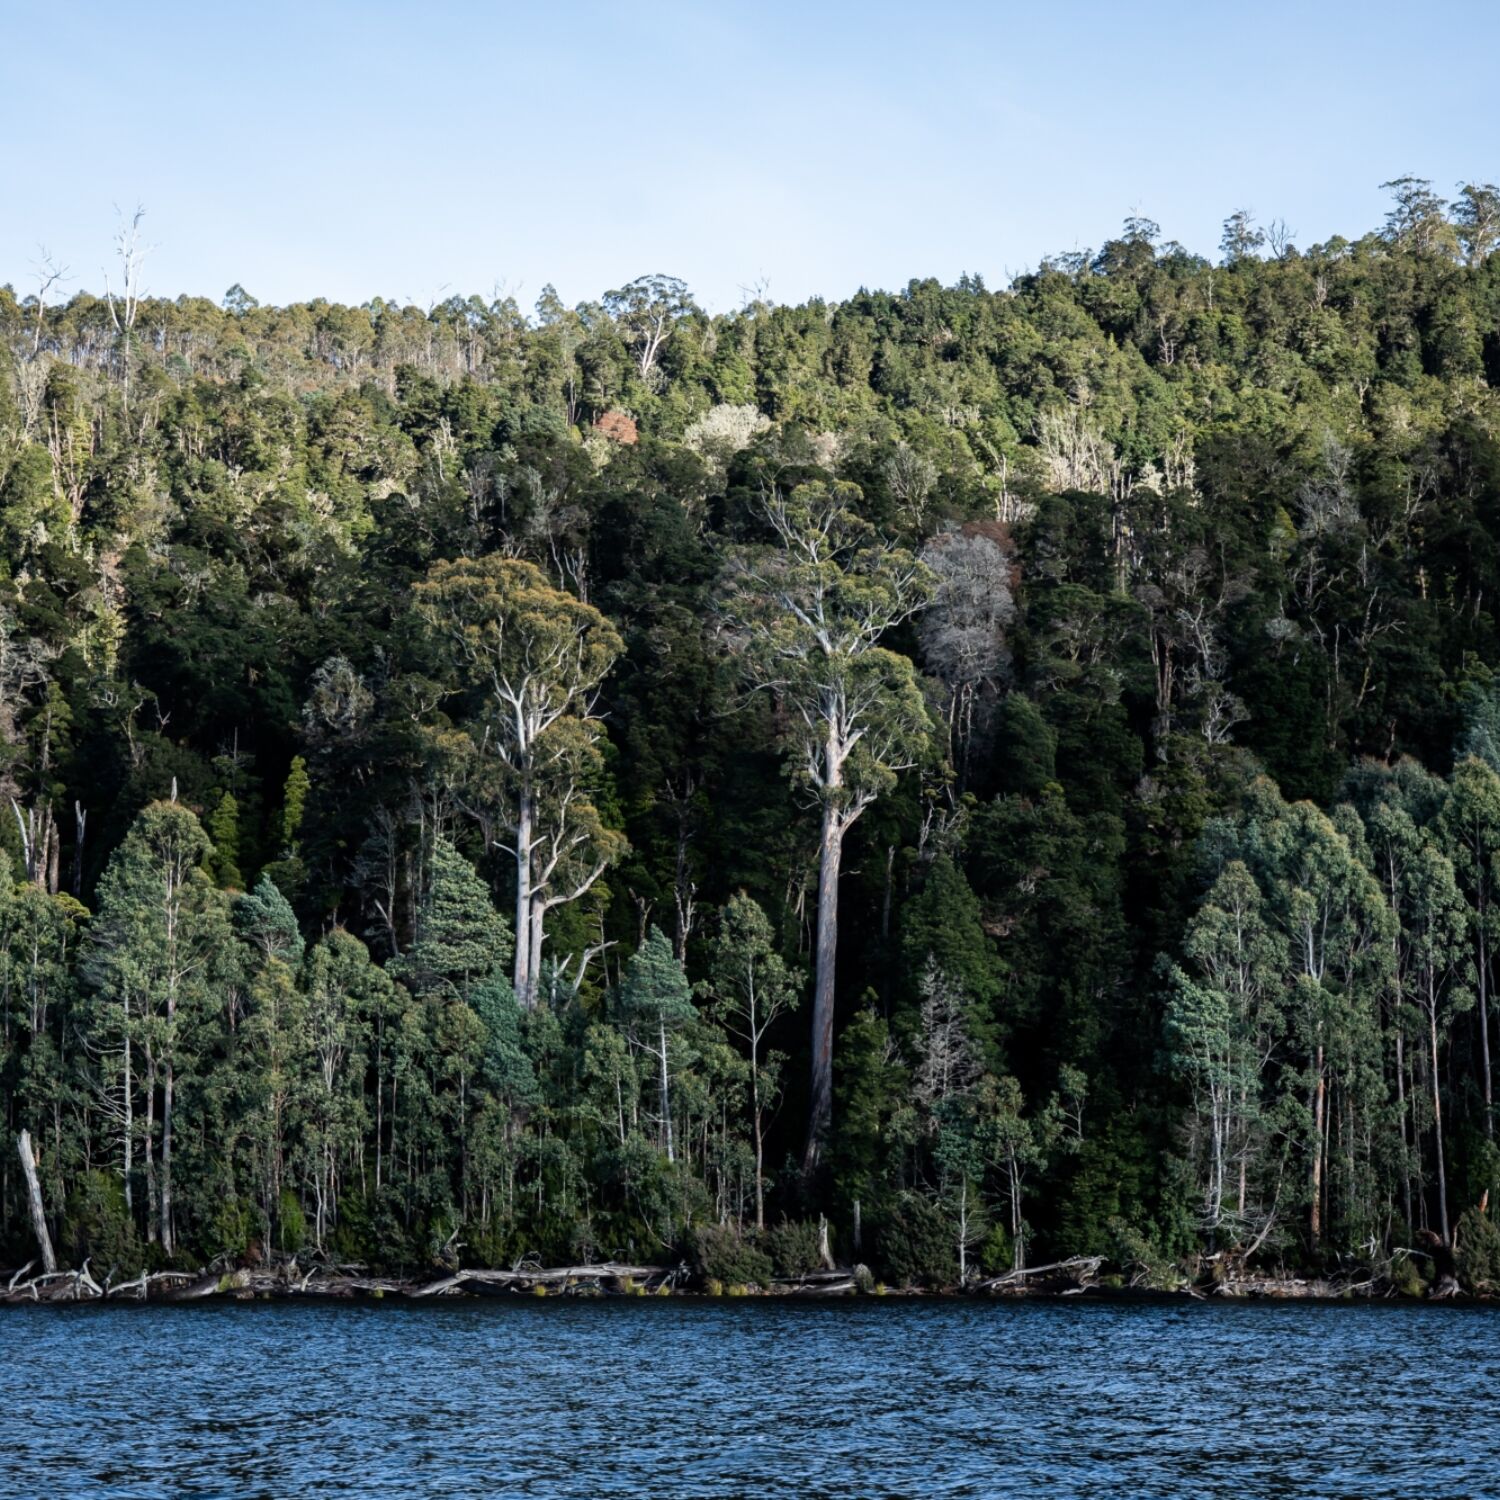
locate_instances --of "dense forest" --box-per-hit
[8,178,1500,1291]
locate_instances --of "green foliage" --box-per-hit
[394,836,513,1001]
[62,1171,140,1269]
[277,1189,307,1253]
[280,756,310,849]
[691,1224,774,1288]
[235,875,304,965]
[875,1192,958,1288]
[619,926,695,1030]
[1455,1206,1500,1291]
[11,203,1500,1281]
[207,791,244,889]
[764,1219,823,1278]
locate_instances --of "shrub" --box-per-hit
[691,1225,773,1288]
[62,1170,139,1268]
[1456,1206,1500,1292]
[876,1193,957,1288]
[207,1194,256,1263]
[977,1224,1013,1276]
[1106,1216,1184,1291]
[276,1189,306,1254]
[1390,1255,1427,1298]
[764,1219,822,1278]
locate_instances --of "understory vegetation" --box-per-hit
[8,180,1500,1288]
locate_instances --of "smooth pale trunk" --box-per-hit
[375,1016,384,1190]
[514,786,534,1006]
[1478,898,1493,1137]
[144,1047,158,1243]
[1309,1044,1325,1250]
[17,1129,57,1274]
[803,796,842,1171]
[161,1063,174,1255]
[1430,989,1450,1242]
[162,872,179,1256]
[957,1180,968,1284]
[1009,1154,1024,1271]
[751,1046,765,1231]
[122,1015,133,1214]
[528,896,547,1006]
[1395,1026,1413,1229]
[659,1022,674,1164]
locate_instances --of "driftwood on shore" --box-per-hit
[0,1247,1483,1306]
[409,1262,672,1297]
[0,1256,683,1305]
[977,1256,1106,1294]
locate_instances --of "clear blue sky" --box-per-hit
[4,0,1498,314]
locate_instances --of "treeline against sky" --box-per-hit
[5,178,1500,1285]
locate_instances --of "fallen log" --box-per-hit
[977,1255,1105,1292]
[410,1262,668,1297]
[171,1273,239,1301]
[776,1277,856,1295]
[104,1270,197,1301]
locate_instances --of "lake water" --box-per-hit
[0,1297,1494,1498]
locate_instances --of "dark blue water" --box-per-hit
[0,1298,1494,1498]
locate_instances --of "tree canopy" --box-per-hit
[7,184,1500,1284]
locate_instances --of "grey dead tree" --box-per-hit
[919,524,1016,788]
[103,205,149,411]
[29,248,71,357]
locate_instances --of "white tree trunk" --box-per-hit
[659,1022,674,1164]
[17,1130,57,1274]
[514,785,534,1006]
[803,796,843,1170]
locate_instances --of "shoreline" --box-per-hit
[3,1260,1487,1308]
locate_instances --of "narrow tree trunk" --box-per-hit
[1479,915,1493,1138]
[122,1017,133,1215]
[751,1056,764,1231]
[803,798,843,1171]
[514,785,534,1006]
[144,1048,158,1244]
[375,1017,384,1191]
[1309,1044,1325,1251]
[527,892,547,1005]
[1430,991,1450,1243]
[16,1130,57,1274]
[1395,1026,1412,1229]
[659,1022,674,1165]
[957,1180,968,1284]
[161,1060,174,1256]
[1009,1155,1024,1271]
[72,801,86,897]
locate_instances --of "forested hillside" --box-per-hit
[7,180,1500,1287]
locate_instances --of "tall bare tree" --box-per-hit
[721,482,932,1167]
[103,205,149,410]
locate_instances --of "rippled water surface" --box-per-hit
[2,1297,1496,1497]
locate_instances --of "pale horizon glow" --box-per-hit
[4,0,1499,316]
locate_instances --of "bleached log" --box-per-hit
[977,1255,1104,1291]
[410,1262,667,1297]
